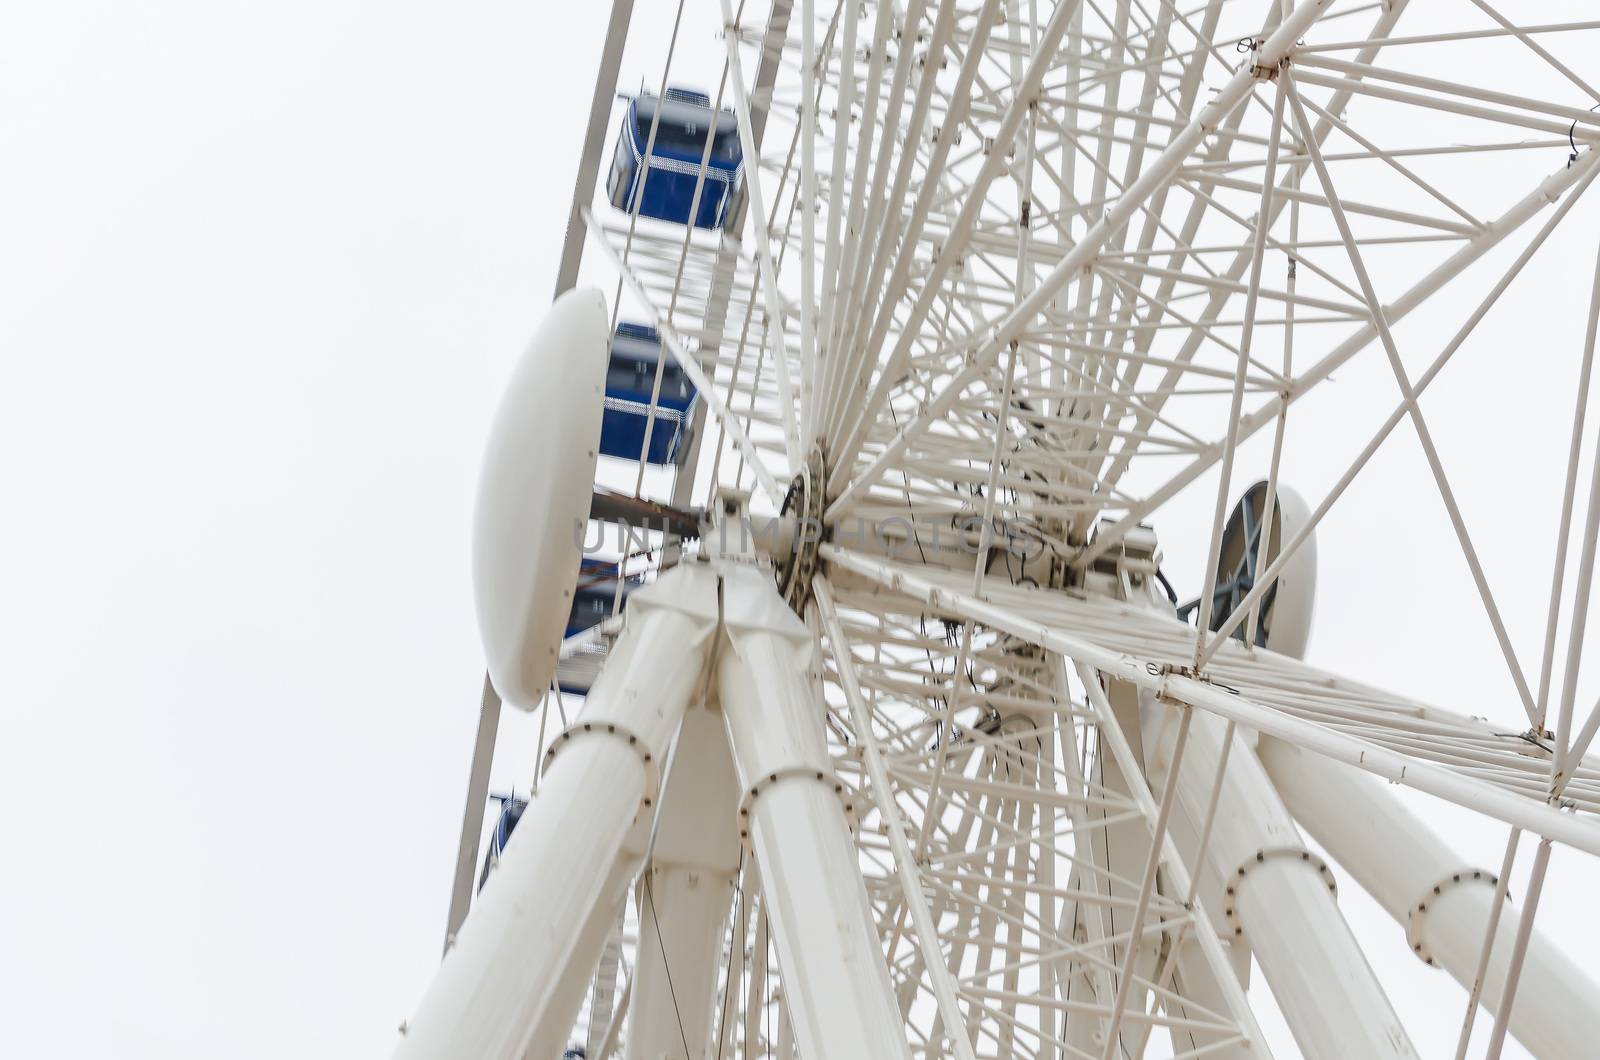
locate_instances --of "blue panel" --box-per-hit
[598,323,698,466]
[566,558,640,638]
[559,559,642,695]
[606,89,744,230]
[599,403,689,465]
[477,793,530,892]
[490,796,527,858]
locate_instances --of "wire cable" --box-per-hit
[643,872,693,1060]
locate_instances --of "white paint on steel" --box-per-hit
[823,546,1600,857]
[1143,704,1417,1059]
[626,705,742,1060]
[1261,737,1600,1059]
[814,577,979,1060]
[717,563,912,1060]
[423,2,1600,1056]
[472,286,610,710]
[397,563,720,1059]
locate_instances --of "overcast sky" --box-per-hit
[2,2,1596,1058]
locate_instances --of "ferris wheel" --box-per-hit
[395,2,1600,1058]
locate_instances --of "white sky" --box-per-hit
[2,2,1597,1058]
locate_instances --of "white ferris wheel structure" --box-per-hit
[394,2,1600,1058]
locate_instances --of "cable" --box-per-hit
[1570,104,1600,167]
[713,845,745,1060]
[643,872,693,1060]
[1154,568,1179,605]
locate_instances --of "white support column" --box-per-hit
[1259,737,1600,1060]
[395,564,721,1060]
[716,564,912,1060]
[1142,705,1419,1060]
[626,704,743,1060]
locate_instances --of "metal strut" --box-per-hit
[398,559,910,1060]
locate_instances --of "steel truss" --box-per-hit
[410,2,1600,1058]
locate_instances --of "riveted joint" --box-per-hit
[1223,847,1337,938]
[736,765,859,847]
[542,719,662,815]
[1405,868,1497,966]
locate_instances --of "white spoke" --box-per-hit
[1283,70,1537,721]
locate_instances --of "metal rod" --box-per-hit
[720,0,804,468]
[815,577,979,1060]
[1282,71,1537,721]
[1193,77,1286,668]
[1483,839,1554,1059]
[798,0,819,452]
[1452,827,1521,1060]
[441,674,503,955]
[825,0,1333,521]
[553,0,639,297]
[1098,705,1194,1059]
[823,544,1600,856]
[1535,238,1600,730]
[1197,159,1600,667]
[583,206,786,504]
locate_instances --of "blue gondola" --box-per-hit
[566,557,640,639]
[476,793,528,891]
[559,558,641,696]
[606,87,744,230]
[599,323,697,466]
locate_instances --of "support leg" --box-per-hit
[396,564,720,1060]
[1260,737,1600,1059]
[716,565,911,1060]
[1143,706,1418,1059]
[627,703,743,1060]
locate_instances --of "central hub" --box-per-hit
[776,447,828,611]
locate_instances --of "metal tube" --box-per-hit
[1260,739,1600,1059]
[626,706,742,1060]
[717,564,912,1060]
[1081,145,1600,567]
[395,565,721,1060]
[815,578,978,1060]
[1284,72,1537,721]
[1535,240,1600,728]
[444,0,639,946]
[441,675,503,954]
[719,0,803,468]
[1199,158,1600,667]
[1454,829,1520,1060]
[798,0,818,451]
[553,0,637,297]
[584,206,785,504]
[1193,80,1287,664]
[826,0,1082,474]
[1484,840,1555,1059]
[1099,705,1194,1059]
[1070,664,1270,1055]
[1145,710,1416,1059]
